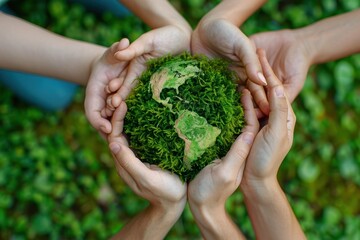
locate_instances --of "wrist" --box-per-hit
[151,196,187,220]
[293,26,320,66]
[240,177,281,204]
[199,0,266,27]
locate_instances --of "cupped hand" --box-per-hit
[188,87,259,207]
[241,49,296,186]
[250,29,312,104]
[85,38,130,139]
[108,100,187,209]
[105,25,191,114]
[191,18,269,115]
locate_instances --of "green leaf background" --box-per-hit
[0,0,359,239]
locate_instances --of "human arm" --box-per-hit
[250,9,360,104]
[300,8,360,65]
[240,49,305,240]
[108,102,187,239]
[0,12,105,85]
[119,0,191,33]
[187,88,260,240]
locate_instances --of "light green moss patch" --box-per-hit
[150,60,200,110]
[174,110,221,169]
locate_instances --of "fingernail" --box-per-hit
[258,72,267,86]
[275,86,285,98]
[243,132,254,145]
[110,143,121,154]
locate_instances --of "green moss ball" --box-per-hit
[125,53,244,181]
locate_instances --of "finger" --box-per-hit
[111,152,138,192]
[118,60,144,99]
[109,101,127,139]
[222,89,259,170]
[106,75,126,94]
[286,97,296,143]
[109,143,149,180]
[84,96,112,134]
[258,49,289,134]
[234,31,267,86]
[114,34,153,61]
[106,95,115,111]
[247,80,270,116]
[106,38,130,63]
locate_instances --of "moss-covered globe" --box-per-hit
[125,53,244,181]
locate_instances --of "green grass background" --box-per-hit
[0,0,359,239]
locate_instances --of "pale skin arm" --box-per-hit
[300,8,360,65]
[240,49,305,240]
[248,9,360,109]
[0,12,105,85]
[119,0,191,33]
[200,0,267,26]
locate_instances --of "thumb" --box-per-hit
[257,49,289,134]
[114,33,153,61]
[234,32,267,86]
[105,38,130,63]
[109,143,147,180]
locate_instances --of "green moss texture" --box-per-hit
[125,53,244,181]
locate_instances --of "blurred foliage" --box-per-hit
[1,0,359,239]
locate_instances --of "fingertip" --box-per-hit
[275,85,285,98]
[109,142,121,154]
[257,72,267,86]
[118,38,130,50]
[241,132,255,145]
[112,94,122,108]
[100,121,112,134]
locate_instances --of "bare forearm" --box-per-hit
[299,9,360,65]
[189,204,245,240]
[200,0,267,26]
[119,0,191,33]
[242,179,306,240]
[0,13,105,85]
[112,205,182,240]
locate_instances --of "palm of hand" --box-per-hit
[116,25,191,99]
[85,46,129,137]
[188,159,242,205]
[243,130,286,181]
[191,19,262,83]
[250,30,311,102]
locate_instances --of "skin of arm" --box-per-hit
[199,0,267,27]
[187,87,260,240]
[108,102,187,239]
[300,8,360,65]
[249,9,360,105]
[0,12,105,85]
[119,0,191,33]
[240,49,306,240]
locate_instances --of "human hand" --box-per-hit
[108,100,187,211]
[249,29,312,104]
[104,25,191,115]
[187,87,259,239]
[84,38,130,139]
[191,19,269,115]
[241,49,296,191]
